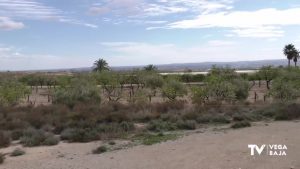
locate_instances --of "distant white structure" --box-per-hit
[160,70,259,75]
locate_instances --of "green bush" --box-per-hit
[20,128,59,147]
[210,114,231,124]
[92,145,108,154]
[147,120,177,132]
[134,133,179,145]
[176,120,196,130]
[196,114,213,124]
[119,121,135,132]
[231,121,251,129]
[108,141,116,145]
[53,77,101,107]
[43,135,60,146]
[10,148,25,157]
[60,128,99,143]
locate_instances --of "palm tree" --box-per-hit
[283,44,298,67]
[143,64,157,72]
[93,58,110,72]
[293,49,300,67]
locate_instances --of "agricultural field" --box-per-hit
[0,64,300,168]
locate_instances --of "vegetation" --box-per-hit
[231,121,251,129]
[20,128,59,147]
[134,133,179,145]
[283,44,299,67]
[0,131,10,148]
[93,58,110,72]
[92,145,108,154]
[0,153,4,164]
[0,53,300,152]
[162,78,187,101]
[10,148,26,157]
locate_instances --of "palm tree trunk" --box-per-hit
[288,59,291,67]
[295,61,297,67]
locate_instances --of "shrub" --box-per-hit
[182,112,199,120]
[92,145,108,154]
[153,100,186,113]
[162,79,187,101]
[10,129,23,141]
[20,128,59,147]
[232,114,246,121]
[196,114,212,124]
[210,114,231,124]
[10,148,25,157]
[43,135,60,146]
[119,121,134,132]
[108,141,116,145]
[0,153,4,164]
[20,128,46,147]
[134,133,178,145]
[0,131,10,148]
[53,77,101,107]
[147,120,177,132]
[60,128,98,143]
[176,120,196,130]
[231,121,251,129]
[275,103,300,120]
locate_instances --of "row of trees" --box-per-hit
[2,55,300,107]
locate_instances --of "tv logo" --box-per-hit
[248,144,287,156]
[248,144,266,155]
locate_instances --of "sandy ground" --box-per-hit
[1,121,299,169]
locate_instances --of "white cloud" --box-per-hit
[0,45,94,71]
[155,0,233,14]
[0,17,24,30]
[143,4,188,16]
[88,0,233,24]
[0,0,97,28]
[167,8,300,38]
[208,40,235,46]
[0,0,62,20]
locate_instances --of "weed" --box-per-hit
[231,121,251,129]
[92,145,108,154]
[10,148,25,157]
[134,133,179,145]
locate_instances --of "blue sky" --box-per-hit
[1,0,300,70]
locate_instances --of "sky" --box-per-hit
[1,0,300,70]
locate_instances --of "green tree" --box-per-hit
[192,67,249,104]
[144,74,164,102]
[53,76,101,107]
[162,78,187,101]
[95,71,123,102]
[143,64,157,72]
[293,50,300,67]
[270,68,300,102]
[93,58,110,72]
[0,80,30,106]
[258,66,278,90]
[283,44,299,67]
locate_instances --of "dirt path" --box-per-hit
[1,121,299,169]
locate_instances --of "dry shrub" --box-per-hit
[153,100,186,113]
[0,131,10,148]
